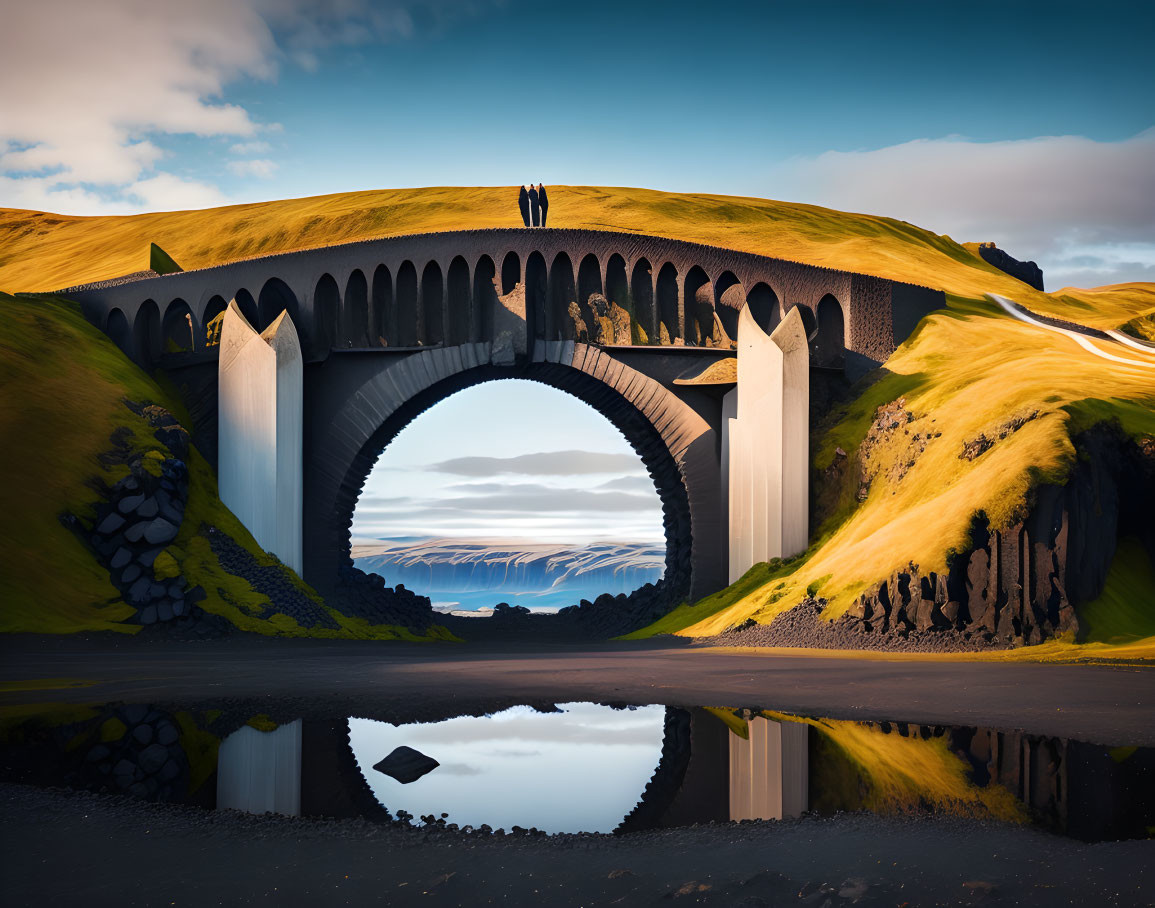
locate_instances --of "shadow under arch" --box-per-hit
[308,360,706,612]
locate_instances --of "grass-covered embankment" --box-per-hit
[0,291,450,640]
[629,289,1155,648]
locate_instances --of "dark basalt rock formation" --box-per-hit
[977,242,1045,291]
[839,425,1155,647]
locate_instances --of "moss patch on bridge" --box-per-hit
[0,184,1145,332]
[629,290,1155,644]
[0,290,452,640]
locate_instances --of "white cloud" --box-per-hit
[0,0,484,214]
[227,158,279,179]
[766,128,1155,289]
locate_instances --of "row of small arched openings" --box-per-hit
[101,251,848,367]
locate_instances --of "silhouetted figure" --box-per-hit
[538,184,549,227]
[528,184,540,227]
[518,185,530,227]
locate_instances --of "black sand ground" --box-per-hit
[2,781,1152,907]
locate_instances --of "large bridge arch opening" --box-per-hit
[714,272,744,345]
[684,266,711,346]
[329,363,696,617]
[105,308,130,354]
[746,282,780,335]
[525,251,547,340]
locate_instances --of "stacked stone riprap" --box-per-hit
[206,527,339,630]
[69,400,219,633]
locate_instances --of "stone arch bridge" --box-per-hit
[69,228,943,605]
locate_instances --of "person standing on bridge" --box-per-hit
[538,183,549,227]
[518,185,531,227]
[528,183,540,227]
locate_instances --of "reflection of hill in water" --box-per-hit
[352,539,664,612]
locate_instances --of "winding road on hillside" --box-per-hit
[989,293,1155,368]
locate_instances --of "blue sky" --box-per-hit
[2,0,1152,287]
[3,0,1152,545]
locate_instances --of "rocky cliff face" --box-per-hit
[839,425,1155,646]
[977,243,1045,291]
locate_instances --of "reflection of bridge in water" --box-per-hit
[69,229,945,603]
[207,706,1155,842]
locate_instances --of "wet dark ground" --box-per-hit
[3,635,1154,744]
[2,635,1154,906]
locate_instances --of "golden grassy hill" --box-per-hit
[0,184,1142,330]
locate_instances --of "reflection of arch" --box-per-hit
[133,299,161,364]
[162,298,198,353]
[313,274,340,355]
[500,251,521,296]
[371,265,392,346]
[472,255,497,342]
[814,294,845,367]
[549,252,576,341]
[578,253,602,309]
[446,256,470,345]
[656,263,679,344]
[525,251,547,341]
[343,270,369,347]
[684,266,711,345]
[106,308,130,354]
[396,261,418,346]
[258,279,297,333]
[235,288,259,330]
[203,295,228,346]
[631,258,655,344]
[714,272,744,344]
[420,261,444,346]
[746,283,780,335]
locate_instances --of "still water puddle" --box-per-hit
[2,700,1152,841]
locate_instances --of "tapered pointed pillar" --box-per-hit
[725,304,809,582]
[218,300,303,573]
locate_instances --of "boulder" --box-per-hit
[96,513,126,536]
[110,547,132,570]
[373,745,440,784]
[135,497,159,519]
[144,518,179,545]
[118,494,145,515]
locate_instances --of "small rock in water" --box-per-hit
[373,745,439,784]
